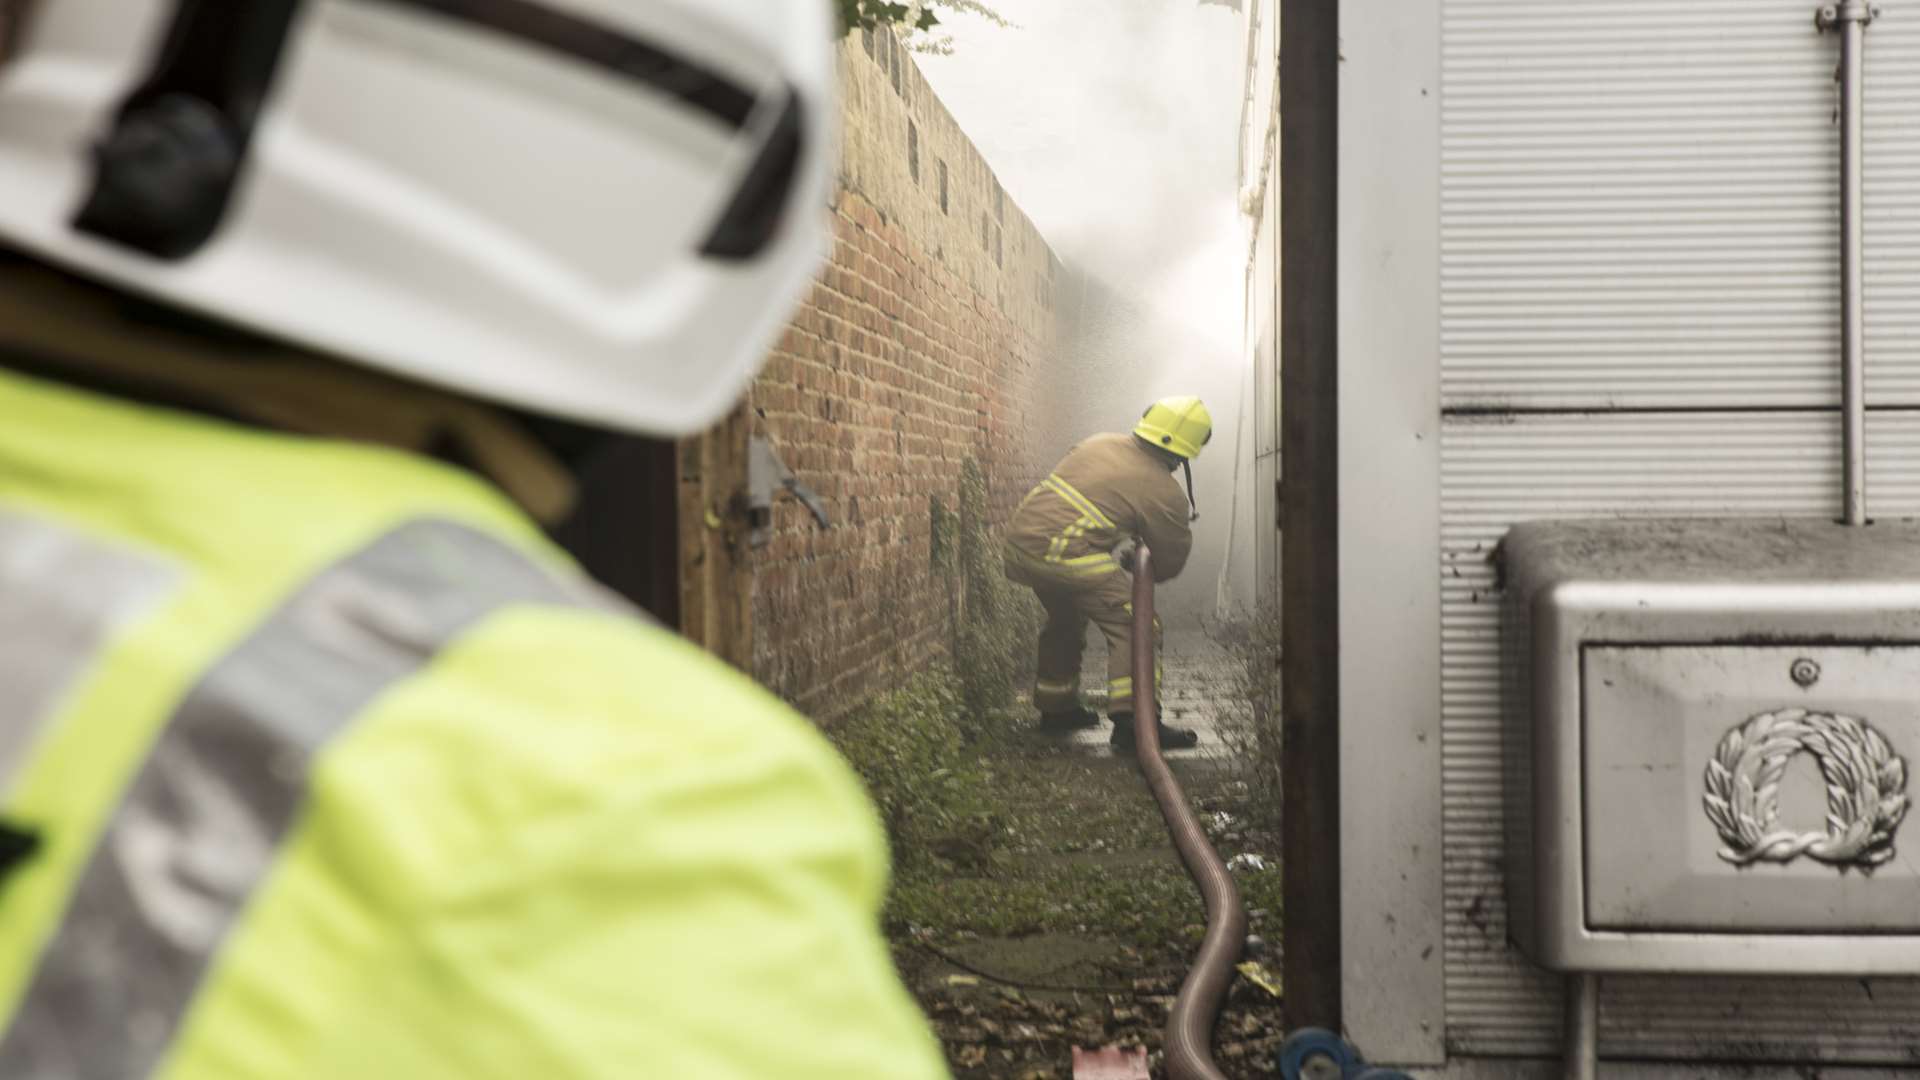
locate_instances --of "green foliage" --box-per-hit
[828,457,1038,878]
[838,0,939,34]
[827,668,1000,871]
[929,494,955,575]
[836,0,1011,53]
[829,456,1038,889]
[952,457,1041,725]
[1208,601,1286,831]
[880,731,1289,956]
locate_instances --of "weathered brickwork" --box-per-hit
[751,32,1061,720]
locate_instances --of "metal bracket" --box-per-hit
[1817,2,1881,30]
[745,436,831,548]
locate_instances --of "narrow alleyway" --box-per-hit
[885,624,1287,1079]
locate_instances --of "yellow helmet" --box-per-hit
[1133,396,1213,460]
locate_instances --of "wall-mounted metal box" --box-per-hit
[1502,520,1918,975]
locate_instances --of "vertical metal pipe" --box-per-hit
[1842,4,1868,524]
[1823,1,1876,524]
[1562,973,1599,1080]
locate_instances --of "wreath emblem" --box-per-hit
[1702,708,1909,869]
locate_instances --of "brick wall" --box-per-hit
[750,30,1061,720]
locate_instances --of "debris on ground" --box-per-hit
[1072,1046,1152,1079]
[1236,961,1282,999]
[829,625,1286,1077]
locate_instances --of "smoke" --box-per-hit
[918,0,1253,618]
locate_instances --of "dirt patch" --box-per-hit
[883,725,1288,1078]
[824,599,1288,1079]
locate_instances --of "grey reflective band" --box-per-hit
[0,519,612,1078]
[0,508,178,791]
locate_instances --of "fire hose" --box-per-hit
[1130,543,1247,1080]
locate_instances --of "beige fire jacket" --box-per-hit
[1005,432,1193,584]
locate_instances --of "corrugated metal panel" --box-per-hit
[1439,411,1920,1059]
[1442,0,1920,409]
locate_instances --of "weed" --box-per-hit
[828,667,1005,872]
[950,457,1041,732]
[1206,600,1284,833]
[830,456,1042,876]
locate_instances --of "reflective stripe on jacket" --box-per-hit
[0,368,947,1080]
[1005,432,1193,583]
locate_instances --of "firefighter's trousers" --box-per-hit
[1005,549,1161,715]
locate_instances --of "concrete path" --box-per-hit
[1062,618,1237,760]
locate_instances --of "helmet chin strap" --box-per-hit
[1183,459,1199,522]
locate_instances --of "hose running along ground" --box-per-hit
[1130,544,1248,1080]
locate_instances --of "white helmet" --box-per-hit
[0,0,836,436]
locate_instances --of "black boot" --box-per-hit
[1108,711,1200,751]
[1037,705,1101,735]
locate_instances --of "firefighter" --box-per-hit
[1005,396,1212,749]
[0,2,947,1077]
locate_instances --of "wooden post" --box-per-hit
[550,436,683,627]
[678,400,755,673]
[1280,0,1343,1034]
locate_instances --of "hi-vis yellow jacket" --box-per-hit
[1005,433,1193,585]
[0,367,947,1080]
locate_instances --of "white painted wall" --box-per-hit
[1337,0,1448,1064]
[1334,0,1920,1067]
